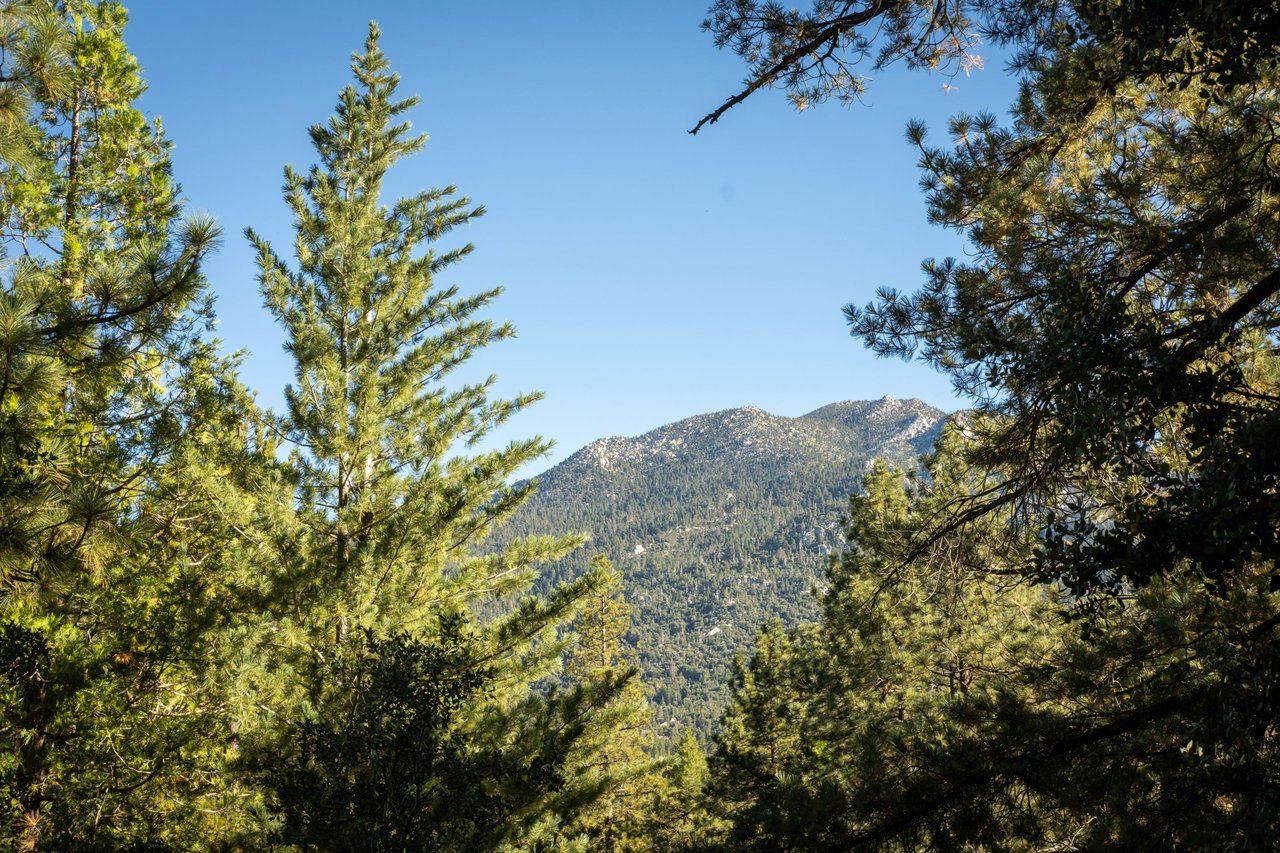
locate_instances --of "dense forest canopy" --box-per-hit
[0,0,1274,849]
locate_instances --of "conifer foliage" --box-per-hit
[698,1,1280,848]
[10,1,1279,848]
[0,6,666,847]
[706,430,1068,849]
[560,556,661,852]
[246,23,569,649]
[0,2,236,847]
[242,25,631,849]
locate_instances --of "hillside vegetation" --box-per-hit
[499,397,946,742]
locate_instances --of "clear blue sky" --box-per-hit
[123,2,1018,473]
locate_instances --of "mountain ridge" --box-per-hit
[500,396,951,744]
[546,395,942,475]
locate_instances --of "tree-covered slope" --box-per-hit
[502,397,948,744]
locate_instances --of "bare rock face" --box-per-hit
[497,398,950,744]
[552,396,944,487]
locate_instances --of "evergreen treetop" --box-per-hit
[246,23,574,651]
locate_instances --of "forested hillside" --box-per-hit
[498,398,946,743]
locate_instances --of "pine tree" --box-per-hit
[0,2,240,847]
[265,619,516,850]
[698,1,1280,846]
[692,1,1280,133]
[245,21,577,665]
[649,729,720,852]
[0,1,66,168]
[242,24,626,847]
[560,556,661,853]
[705,620,808,848]
[843,61,1280,840]
[706,427,1068,849]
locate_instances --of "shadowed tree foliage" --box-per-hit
[699,0,1280,848]
[707,428,1073,849]
[693,0,1280,133]
[243,23,577,658]
[266,619,575,851]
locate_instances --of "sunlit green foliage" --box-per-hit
[238,25,636,848]
[0,2,246,847]
[2,0,1275,847]
[559,556,663,852]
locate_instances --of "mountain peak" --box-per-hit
[542,398,948,496]
[503,396,953,744]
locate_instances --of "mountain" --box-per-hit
[500,397,949,746]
